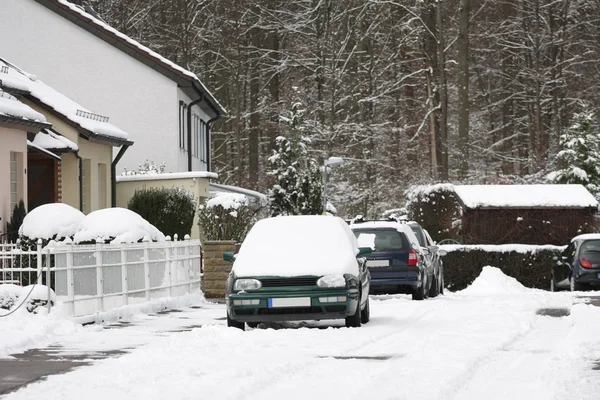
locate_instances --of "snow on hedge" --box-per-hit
[205,192,248,210]
[440,244,565,254]
[19,203,85,240]
[73,208,165,244]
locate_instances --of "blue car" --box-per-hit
[351,221,432,300]
[551,234,600,291]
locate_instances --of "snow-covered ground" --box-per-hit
[2,267,600,400]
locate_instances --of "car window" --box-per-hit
[580,240,600,253]
[409,226,426,247]
[353,229,408,252]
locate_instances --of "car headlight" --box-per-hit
[316,274,347,288]
[233,278,262,291]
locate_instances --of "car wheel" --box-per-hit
[439,274,444,295]
[345,298,362,328]
[227,313,245,330]
[360,297,370,324]
[570,276,584,292]
[412,275,426,301]
[247,322,260,328]
[428,275,440,298]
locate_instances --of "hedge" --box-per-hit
[441,244,565,291]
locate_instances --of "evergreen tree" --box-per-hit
[7,200,26,243]
[267,104,323,216]
[550,110,600,198]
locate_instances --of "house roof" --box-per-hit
[32,128,79,152]
[36,0,225,116]
[27,140,61,160]
[0,58,133,147]
[0,90,50,131]
[454,184,599,210]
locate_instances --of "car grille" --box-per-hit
[257,305,346,315]
[260,277,318,287]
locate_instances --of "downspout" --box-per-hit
[111,145,130,207]
[205,114,220,172]
[75,152,84,212]
[187,94,204,172]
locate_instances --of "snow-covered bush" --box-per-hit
[0,284,55,314]
[122,159,166,176]
[548,109,600,199]
[127,188,196,239]
[405,184,462,242]
[197,192,257,243]
[73,208,165,244]
[18,203,85,246]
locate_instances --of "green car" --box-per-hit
[223,215,371,330]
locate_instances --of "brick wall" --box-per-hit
[202,241,237,299]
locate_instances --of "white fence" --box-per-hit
[0,239,202,318]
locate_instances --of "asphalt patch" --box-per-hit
[536,308,571,317]
[592,361,600,371]
[318,355,395,361]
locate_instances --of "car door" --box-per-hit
[424,230,441,280]
[554,242,575,287]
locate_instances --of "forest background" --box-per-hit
[88,0,600,217]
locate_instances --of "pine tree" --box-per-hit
[550,110,600,198]
[7,200,26,243]
[267,104,323,216]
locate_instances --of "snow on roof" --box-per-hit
[454,184,599,209]
[73,208,165,244]
[0,91,46,122]
[31,128,79,152]
[233,216,359,278]
[19,203,85,240]
[116,171,218,182]
[571,233,600,242]
[52,0,225,114]
[349,221,421,249]
[27,140,61,160]
[0,58,130,143]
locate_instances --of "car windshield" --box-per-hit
[354,229,408,252]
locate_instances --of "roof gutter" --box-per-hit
[75,152,84,212]
[205,114,219,172]
[187,93,204,171]
[111,144,130,207]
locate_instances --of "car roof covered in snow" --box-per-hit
[350,221,421,249]
[454,184,598,209]
[571,233,600,242]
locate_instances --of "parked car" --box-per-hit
[406,221,447,297]
[350,220,441,300]
[551,234,600,291]
[223,215,371,330]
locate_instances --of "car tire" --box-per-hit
[247,322,260,328]
[439,274,444,295]
[345,298,362,328]
[227,313,245,330]
[570,276,584,292]
[412,277,426,301]
[360,297,370,324]
[429,275,440,298]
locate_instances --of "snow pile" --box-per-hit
[234,216,359,277]
[459,266,528,295]
[19,203,85,240]
[0,284,56,315]
[74,208,165,244]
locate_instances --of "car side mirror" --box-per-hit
[438,250,447,256]
[223,251,236,262]
[421,247,430,255]
[357,247,372,257]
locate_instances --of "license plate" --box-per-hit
[367,259,389,268]
[268,297,311,308]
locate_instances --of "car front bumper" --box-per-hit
[227,288,359,323]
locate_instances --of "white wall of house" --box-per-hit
[0,0,212,174]
[0,126,27,236]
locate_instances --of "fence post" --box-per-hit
[36,239,42,285]
[96,240,104,313]
[184,235,191,293]
[46,248,52,314]
[67,243,75,317]
[121,247,128,306]
[143,237,151,301]
[165,236,172,297]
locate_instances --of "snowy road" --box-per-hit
[2,268,600,400]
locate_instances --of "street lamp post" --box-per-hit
[322,156,344,214]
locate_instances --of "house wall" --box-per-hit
[115,176,211,239]
[0,126,27,236]
[0,0,206,174]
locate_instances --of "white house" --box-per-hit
[0,0,225,178]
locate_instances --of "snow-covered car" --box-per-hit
[551,233,600,291]
[351,220,441,300]
[223,215,371,330]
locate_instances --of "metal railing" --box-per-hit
[0,238,202,318]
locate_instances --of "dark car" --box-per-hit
[406,221,446,297]
[350,221,435,300]
[551,234,600,291]
[223,215,371,330]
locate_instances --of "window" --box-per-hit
[200,120,207,163]
[98,163,107,209]
[81,159,91,214]
[191,113,203,159]
[179,101,186,150]
[9,152,18,210]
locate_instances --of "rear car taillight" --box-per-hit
[580,259,593,269]
[408,249,418,266]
